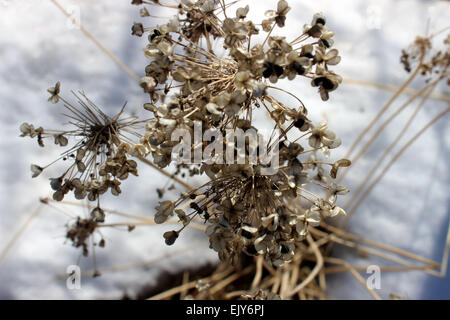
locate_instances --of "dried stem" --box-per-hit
[0,204,44,264]
[346,107,449,221]
[340,80,439,223]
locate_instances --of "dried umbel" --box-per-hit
[132,0,343,164]
[65,215,104,258]
[21,0,350,266]
[20,83,143,204]
[132,0,350,266]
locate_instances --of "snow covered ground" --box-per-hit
[0,0,448,299]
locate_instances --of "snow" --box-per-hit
[0,0,448,299]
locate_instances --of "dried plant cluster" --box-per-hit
[14,0,450,301]
[21,88,143,202]
[400,35,450,79]
[20,88,145,254]
[131,0,350,267]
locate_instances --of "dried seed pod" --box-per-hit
[163,230,179,245]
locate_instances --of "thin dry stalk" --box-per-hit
[341,81,438,220]
[45,198,207,231]
[310,226,442,277]
[51,0,140,82]
[438,220,450,277]
[324,257,381,300]
[148,266,234,300]
[180,271,190,299]
[137,155,195,191]
[209,265,254,295]
[324,265,437,275]
[251,255,264,289]
[321,223,440,267]
[57,246,196,278]
[342,50,425,162]
[45,198,154,222]
[342,77,450,102]
[338,77,441,184]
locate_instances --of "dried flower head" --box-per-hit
[400,34,449,81]
[65,216,101,257]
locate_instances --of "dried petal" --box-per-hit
[90,207,105,223]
